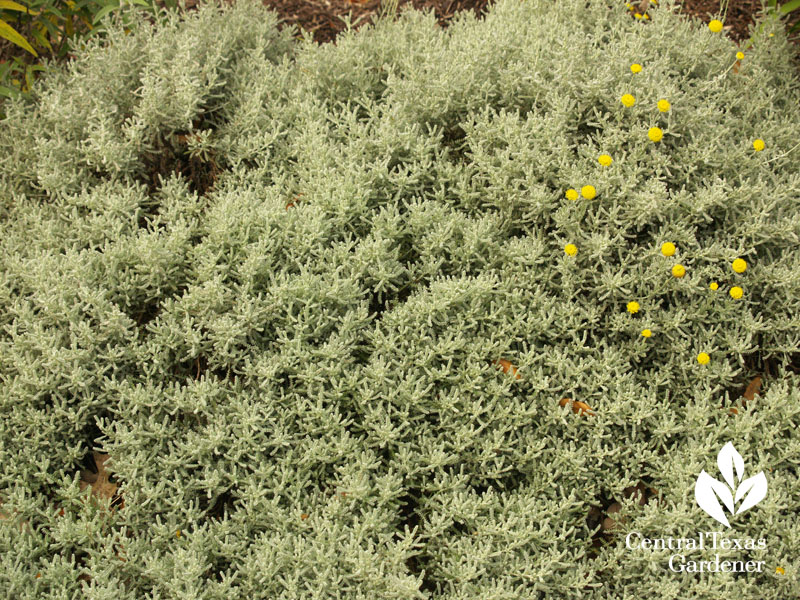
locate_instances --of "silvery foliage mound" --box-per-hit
[1,0,800,597]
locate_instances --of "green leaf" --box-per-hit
[30,24,51,52]
[43,6,66,19]
[24,63,45,92]
[779,0,800,14]
[0,19,38,56]
[71,0,97,13]
[92,1,120,25]
[38,15,61,39]
[0,83,21,99]
[0,0,39,15]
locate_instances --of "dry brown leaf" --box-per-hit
[586,506,602,522]
[724,376,763,415]
[79,452,122,511]
[559,397,595,416]
[601,502,623,531]
[622,483,648,506]
[493,358,521,380]
[743,376,762,402]
[286,193,303,210]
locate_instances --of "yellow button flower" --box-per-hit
[708,19,723,33]
[598,154,613,166]
[641,329,652,338]
[736,51,744,60]
[661,242,676,257]
[627,301,640,314]
[753,139,765,152]
[730,286,743,299]
[648,127,663,142]
[657,99,671,113]
[565,188,579,201]
[732,258,747,273]
[621,94,636,107]
[697,352,710,365]
[634,12,642,19]
[709,282,719,291]
[564,243,578,256]
[672,264,686,278]
[630,63,642,74]
[776,566,785,575]
[581,185,597,200]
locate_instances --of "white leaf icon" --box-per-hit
[694,442,768,527]
[735,472,768,514]
[695,470,733,528]
[717,442,745,489]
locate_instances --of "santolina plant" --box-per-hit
[1,0,800,597]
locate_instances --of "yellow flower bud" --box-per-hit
[648,127,663,142]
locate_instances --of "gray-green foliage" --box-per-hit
[1,0,800,597]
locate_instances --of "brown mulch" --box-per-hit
[1,1,797,121]
[194,0,800,46]
[256,0,493,44]
[1,0,799,82]
[199,0,800,46]
[256,0,800,46]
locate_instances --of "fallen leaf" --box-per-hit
[601,502,624,531]
[493,358,521,380]
[286,193,303,210]
[743,376,762,402]
[586,505,603,526]
[559,397,595,416]
[623,483,648,506]
[79,452,123,511]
